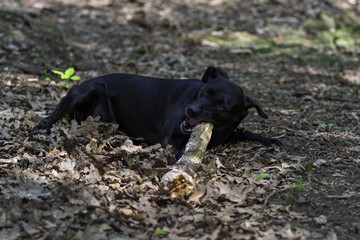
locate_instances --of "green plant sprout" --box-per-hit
[252,173,269,180]
[294,176,306,191]
[285,194,296,201]
[284,176,309,201]
[310,176,325,183]
[306,162,313,172]
[51,67,81,88]
[154,229,168,236]
[258,173,269,180]
[124,44,149,67]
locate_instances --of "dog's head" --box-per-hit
[180,66,268,139]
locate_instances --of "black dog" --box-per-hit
[35,66,282,156]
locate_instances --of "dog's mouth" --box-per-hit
[180,118,201,135]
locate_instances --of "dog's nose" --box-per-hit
[186,105,199,117]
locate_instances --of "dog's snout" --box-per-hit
[186,105,199,117]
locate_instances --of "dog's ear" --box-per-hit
[244,96,268,118]
[201,66,229,83]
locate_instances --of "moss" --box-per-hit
[302,13,336,35]
[301,11,360,52]
[185,11,360,69]
[200,31,271,49]
[338,11,360,29]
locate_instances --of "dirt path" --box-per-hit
[1,0,359,239]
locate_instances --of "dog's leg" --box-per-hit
[163,135,186,160]
[227,129,283,147]
[34,83,98,133]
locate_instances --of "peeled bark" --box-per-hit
[161,122,214,198]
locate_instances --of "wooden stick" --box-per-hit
[161,122,214,198]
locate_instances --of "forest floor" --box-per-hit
[0,0,360,239]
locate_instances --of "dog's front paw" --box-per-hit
[271,138,283,148]
[260,137,283,148]
[34,120,52,134]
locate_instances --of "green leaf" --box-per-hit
[258,173,269,180]
[51,69,65,77]
[318,123,327,129]
[70,75,81,81]
[64,67,75,78]
[154,229,168,236]
[45,77,51,82]
[51,70,67,79]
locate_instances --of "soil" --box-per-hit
[0,0,359,239]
